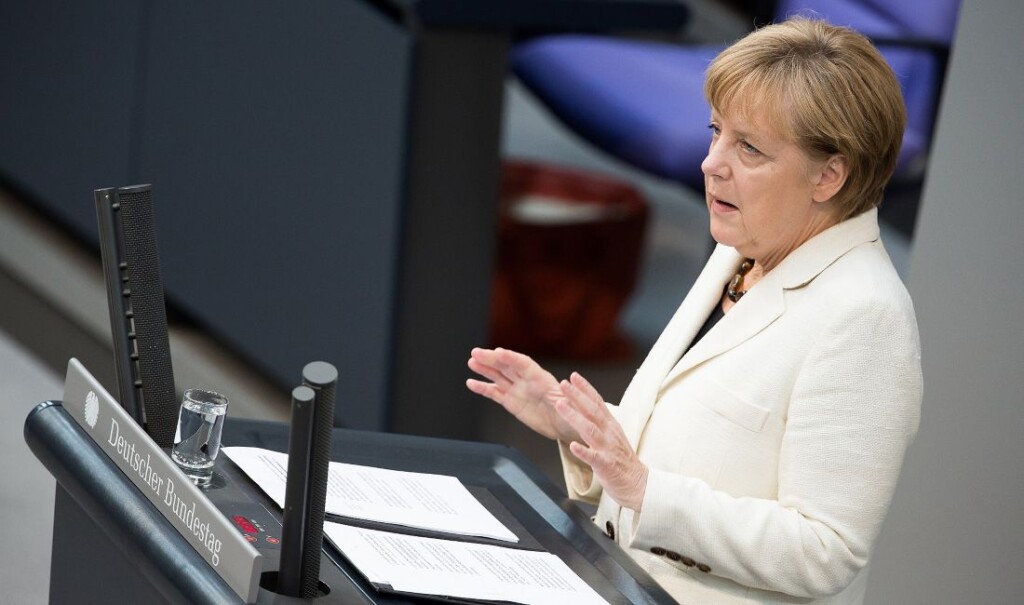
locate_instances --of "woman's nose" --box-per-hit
[701,142,728,179]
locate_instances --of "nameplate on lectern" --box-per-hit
[61,358,262,603]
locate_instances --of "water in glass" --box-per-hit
[171,389,228,486]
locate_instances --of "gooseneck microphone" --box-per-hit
[277,361,337,598]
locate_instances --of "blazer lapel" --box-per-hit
[617,245,740,449]
[665,268,786,383]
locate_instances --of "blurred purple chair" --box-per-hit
[512,0,961,232]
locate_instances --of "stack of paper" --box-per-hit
[324,523,610,605]
[222,446,517,542]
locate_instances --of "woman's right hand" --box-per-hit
[466,347,579,442]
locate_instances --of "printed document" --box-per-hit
[223,447,517,542]
[324,523,609,605]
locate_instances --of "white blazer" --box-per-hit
[560,209,921,604]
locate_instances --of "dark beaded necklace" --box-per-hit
[726,258,756,302]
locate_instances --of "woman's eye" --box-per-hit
[708,123,721,137]
[739,140,760,155]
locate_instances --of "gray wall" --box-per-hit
[867,0,1024,602]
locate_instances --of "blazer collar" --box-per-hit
[771,207,881,290]
[618,209,881,448]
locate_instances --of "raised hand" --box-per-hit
[555,372,648,511]
[466,347,579,442]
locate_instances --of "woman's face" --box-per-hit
[701,107,844,271]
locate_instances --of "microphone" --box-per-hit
[277,362,337,598]
[95,185,177,447]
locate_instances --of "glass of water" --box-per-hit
[171,388,229,486]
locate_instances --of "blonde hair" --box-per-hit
[704,17,906,219]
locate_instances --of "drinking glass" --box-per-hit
[171,388,228,486]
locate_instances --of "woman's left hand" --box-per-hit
[556,372,649,511]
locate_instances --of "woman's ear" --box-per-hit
[812,155,849,203]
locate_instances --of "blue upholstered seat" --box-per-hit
[512,1,960,190]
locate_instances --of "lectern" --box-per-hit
[26,402,677,604]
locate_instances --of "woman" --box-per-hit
[467,17,921,605]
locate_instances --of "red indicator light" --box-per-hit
[232,515,259,534]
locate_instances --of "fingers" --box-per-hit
[469,347,529,382]
[466,349,516,400]
[557,374,607,428]
[465,377,495,397]
[487,347,534,380]
[467,357,513,391]
[568,439,595,465]
[569,372,603,405]
[554,396,603,447]
[555,375,619,454]
[470,346,519,368]
[552,371,648,511]
[568,436,649,512]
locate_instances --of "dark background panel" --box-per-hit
[0,0,144,227]
[136,0,413,430]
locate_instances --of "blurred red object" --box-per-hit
[490,160,649,360]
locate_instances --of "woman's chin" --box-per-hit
[708,223,740,249]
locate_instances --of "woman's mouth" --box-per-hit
[711,198,739,213]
